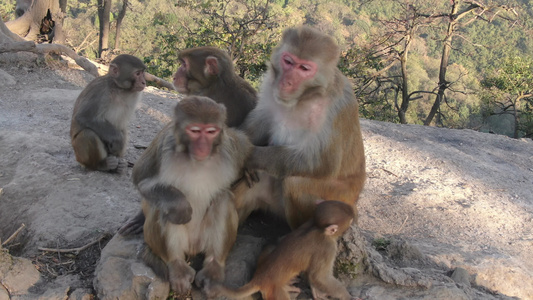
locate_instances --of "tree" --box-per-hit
[482,56,533,138]
[424,0,518,126]
[357,1,433,124]
[114,0,128,50]
[5,0,66,43]
[97,0,111,58]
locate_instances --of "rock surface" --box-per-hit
[0,56,532,299]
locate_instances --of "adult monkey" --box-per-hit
[239,26,366,229]
[135,96,253,294]
[70,54,146,173]
[119,46,257,234]
[173,46,257,128]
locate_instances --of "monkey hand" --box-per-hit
[244,146,267,171]
[159,198,193,224]
[105,132,125,155]
[243,168,260,187]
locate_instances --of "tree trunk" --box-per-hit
[97,0,112,58]
[6,0,60,42]
[424,1,459,126]
[114,0,128,50]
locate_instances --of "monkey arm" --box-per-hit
[241,109,272,146]
[75,109,124,154]
[137,179,192,225]
[246,145,335,178]
[133,127,193,225]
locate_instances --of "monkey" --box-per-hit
[237,25,366,229]
[207,200,356,300]
[119,46,258,235]
[173,46,257,129]
[70,54,146,173]
[133,96,253,294]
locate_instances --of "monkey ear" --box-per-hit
[325,224,338,236]
[205,56,220,76]
[109,63,120,78]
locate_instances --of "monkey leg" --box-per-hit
[143,199,196,294]
[195,192,239,288]
[307,265,351,300]
[72,129,120,171]
[233,172,284,223]
[283,176,361,229]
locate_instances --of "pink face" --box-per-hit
[186,123,221,161]
[278,51,317,98]
[173,59,188,94]
[133,69,146,92]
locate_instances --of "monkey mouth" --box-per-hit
[274,95,297,108]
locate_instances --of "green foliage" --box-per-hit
[25,0,531,137]
[481,56,533,137]
[1,0,16,22]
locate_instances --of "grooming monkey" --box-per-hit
[208,200,356,300]
[70,54,146,173]
[134,96,253,294]
[237,26,366,228]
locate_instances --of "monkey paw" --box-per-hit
[115,158,127,174]
[102,156,119,171]
[195,259,224,289]
[161,199,193,224]
[169,261,195,294]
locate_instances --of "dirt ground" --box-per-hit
[0,54,532,299]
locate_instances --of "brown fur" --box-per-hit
[133,96,253,294]
[208,200,355,300]
[239,26,366,228]
[70,54,146,173]
[174,46,257,128]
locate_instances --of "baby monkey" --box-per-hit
[208,200,356,300]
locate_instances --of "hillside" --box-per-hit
[0,55,532,299]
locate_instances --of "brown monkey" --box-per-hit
[173,46,257,128]
[120,46,257,234]
[134,96,252,294]
[208,200,355,300]
[239,26,366,228]
[70,54,146,173]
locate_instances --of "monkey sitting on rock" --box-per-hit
[70,54,146,173]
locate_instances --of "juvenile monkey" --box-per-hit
[134,96,253,294]
[239,26,366,228]
[208,200,356,300]
[70,54,146,173]
[173,46,257,128]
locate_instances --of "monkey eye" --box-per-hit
[205,127,220,136]
[299,64,311,71]
[282,55,294,66]
[189,126,201,134]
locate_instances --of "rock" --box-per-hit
[450,267,471,287]
[0,252,41,297]
[67,288,93,300]
[0,69,16,86]
[93,234,169,300]
[94,232,265,300]
[0,284,9,300]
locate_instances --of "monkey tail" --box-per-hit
[208,282,259,299]
[141,244,169,280]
